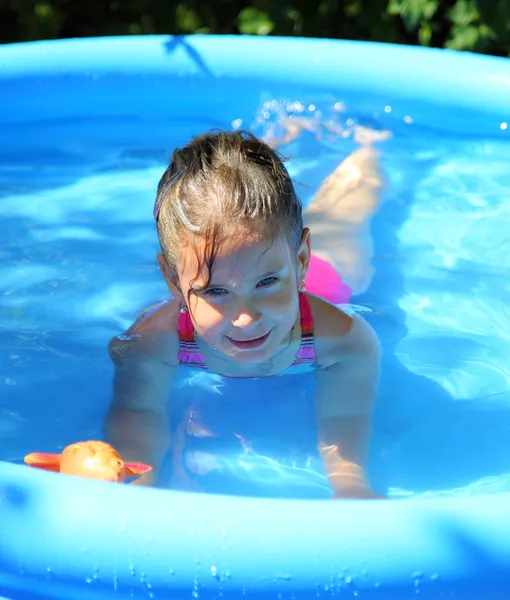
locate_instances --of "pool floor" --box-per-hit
[1,96,510,499]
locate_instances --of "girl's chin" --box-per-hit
[223,345,273,364]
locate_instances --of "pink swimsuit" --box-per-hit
[177,292,317,376]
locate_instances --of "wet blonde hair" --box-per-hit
[154,130,303,288]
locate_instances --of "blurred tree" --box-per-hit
[0,0,508,56]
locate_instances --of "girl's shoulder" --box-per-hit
[108,299,180,366]
[131,299,180,334]
[307,294,380,369]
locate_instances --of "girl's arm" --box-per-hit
[314,310,383,499]
[103,323,177,487]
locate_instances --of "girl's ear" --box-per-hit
[297,228,311,282]
[157,253,184,304]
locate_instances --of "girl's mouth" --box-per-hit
[226,330,271,350]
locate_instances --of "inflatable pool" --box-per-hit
[1,34,510,599]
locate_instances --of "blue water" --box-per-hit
[1,96,510,499]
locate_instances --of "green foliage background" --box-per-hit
[1,0,509,56]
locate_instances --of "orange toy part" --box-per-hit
[24,440,152,483]
[24,452,61,472]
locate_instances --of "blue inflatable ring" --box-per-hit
[1,35,510,600]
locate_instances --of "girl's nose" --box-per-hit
[231,300,262,329]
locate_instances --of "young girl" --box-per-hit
[105,130,383,499]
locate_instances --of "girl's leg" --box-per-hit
[266,116,388,298]
[304,144,385,296]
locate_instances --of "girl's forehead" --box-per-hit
[178,234,293,287]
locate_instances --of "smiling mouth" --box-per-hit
[226,330,271,350]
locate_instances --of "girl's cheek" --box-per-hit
[191,298,227,333]
[265,284,297,313]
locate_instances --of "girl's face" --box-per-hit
[161,229,310,365]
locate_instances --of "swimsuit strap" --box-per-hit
[177,292,316,373]
[177,311,208,370]
[292,292,316,367]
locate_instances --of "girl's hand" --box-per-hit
[332,486,386,500]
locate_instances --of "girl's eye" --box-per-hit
[205,287,228,297]
[257,276,278,288]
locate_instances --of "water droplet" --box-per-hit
[501,122,508,131]
[276,573,293,582]
[210,566,217,577]
[118,333,140,342]
[192,574,200,598]
[430,573,440,581]
[413,571,424,594]
[344,576,353,584]
[85,577,92,584]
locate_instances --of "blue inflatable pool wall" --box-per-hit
[1,35,510,599]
